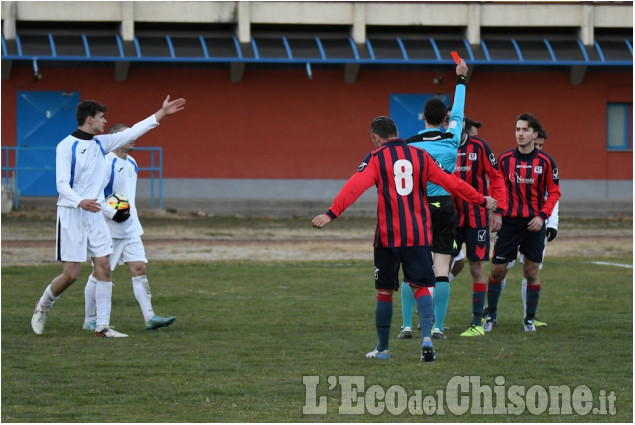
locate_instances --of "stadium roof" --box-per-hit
[2,32,631,68]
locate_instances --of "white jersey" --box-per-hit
[55,115,158,208]
[102,152,143,239]
[547,200,559,230]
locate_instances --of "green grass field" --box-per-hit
[2,251,632,422]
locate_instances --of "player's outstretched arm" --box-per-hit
[154,95,186,122]
[312,214,332,229]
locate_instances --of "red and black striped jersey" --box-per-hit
[496,147,561,220]
[326,139,487,248]
[454,136,507,228]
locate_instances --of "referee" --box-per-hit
[312,116,497,362]
[399,59,469,340]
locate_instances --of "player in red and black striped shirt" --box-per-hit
[312,116,497,362]
[482,113,561,333]
[447,120,507,337]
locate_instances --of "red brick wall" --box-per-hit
[2,65,632,180]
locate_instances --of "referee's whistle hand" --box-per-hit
[79,199,101,213]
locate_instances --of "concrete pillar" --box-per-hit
[121,2,135,41]
[570,65,587,85]
[344,63,360,84]
[115,1,134,82]
[231,2,251,82]
[237,1,251,43]
[466,2,481,45]
[230,62,246,83]
[351,3,366,44]
[2,1,16,40]
[1,2,16,80]
[579,3,594,46]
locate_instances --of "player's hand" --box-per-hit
[546,227,558,242]
[484,196,497,211]
[155,95,186,121]
[79,199,101,213]
[112,208,131,223]
[162,95,186,115]
[456,59,468,77]
[527,216,544,232]
[312,214,332,229]
[489,213,502,233]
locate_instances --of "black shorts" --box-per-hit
[492,217,546,264]
[427,196,456,255]
[374,246,436,290]
[455,225,490,261]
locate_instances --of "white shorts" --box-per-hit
[56,206,113,262]
[110,236,147,271]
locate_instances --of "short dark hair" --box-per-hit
[536,127,548,140]
[108,123,128,134]
[464,117,482,132]
[423,98,448,126]
[76,100,107,126]
[371,116,398,139]
[515,112,542,133]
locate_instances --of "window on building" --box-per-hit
[607,103,633,151]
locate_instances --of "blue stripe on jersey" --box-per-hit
[70,141,79,188]
[129,157,138,174]
[94,139,106,156]
[104,157,117,198]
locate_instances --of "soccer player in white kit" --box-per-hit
[83,124,176,332]
[31,95,186,337]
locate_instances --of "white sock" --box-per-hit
[84,275,97,324]
[132,275,154,322]
[521,277,528,318]
[448,272,455,283]
[500,277,507,292]
[38,284,59,312]
[95,280,113,330]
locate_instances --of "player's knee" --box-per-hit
[94,264,111,281]
[129,262,146,276]
[523,263,540,282]
[63,264,80,283]
[377,290,393,302]
[65,269,79,283]
[490,265,507,281]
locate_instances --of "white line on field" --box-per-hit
[582,261,633,269]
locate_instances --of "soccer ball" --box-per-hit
[106,193,129,210]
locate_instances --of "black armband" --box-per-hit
[456,75,467,86]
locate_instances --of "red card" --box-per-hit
[450,51,461,64]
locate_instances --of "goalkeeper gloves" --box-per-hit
[112,208,130,223]
[546,227,557,242]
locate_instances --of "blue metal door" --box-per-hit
[390,93,451,139]
[17,91,79,196]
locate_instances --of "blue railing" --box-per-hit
[1,146,163,210]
